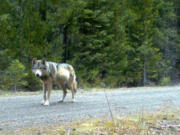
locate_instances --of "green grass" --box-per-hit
[0,88,111,97]
[1,85,180,97]
[0,90,42,97]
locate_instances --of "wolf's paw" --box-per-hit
[43,101,49,106]
[58,100,64,103]
[72,99,75,103]
[41,100,45,105]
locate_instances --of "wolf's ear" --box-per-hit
[32,58,37,65]
[42,58,46,65]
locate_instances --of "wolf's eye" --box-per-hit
[40,67,46,70]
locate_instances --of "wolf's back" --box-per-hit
[59,63,77,91]
[58,63,76,82]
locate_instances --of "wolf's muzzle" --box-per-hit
[36,73,40,77]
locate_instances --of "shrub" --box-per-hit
[159,77,171,86]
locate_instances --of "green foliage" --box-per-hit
[0,0,179,90]
[2,60,27,90]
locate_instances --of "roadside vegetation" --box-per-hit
[4,109,180,135]
[1,85,180,97]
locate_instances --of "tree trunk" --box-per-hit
[143,59,147,86]
[14,73,17,92]
[63,26,68,63]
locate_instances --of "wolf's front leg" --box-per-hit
[71,90,76,103]
[44,83,52,106]
[41,83,47,105]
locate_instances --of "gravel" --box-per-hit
[0,86,180,132]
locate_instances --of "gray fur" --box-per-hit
[32,59,77,106]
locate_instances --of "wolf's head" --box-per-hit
[32,58,49,78]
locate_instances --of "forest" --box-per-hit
[0,0,180,91]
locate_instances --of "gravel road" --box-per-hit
[0,87,180,132]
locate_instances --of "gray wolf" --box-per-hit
[32,58,77,106]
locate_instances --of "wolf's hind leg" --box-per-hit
[71,82,77,103]
[58,88,67,103]
[71,90,75,103]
